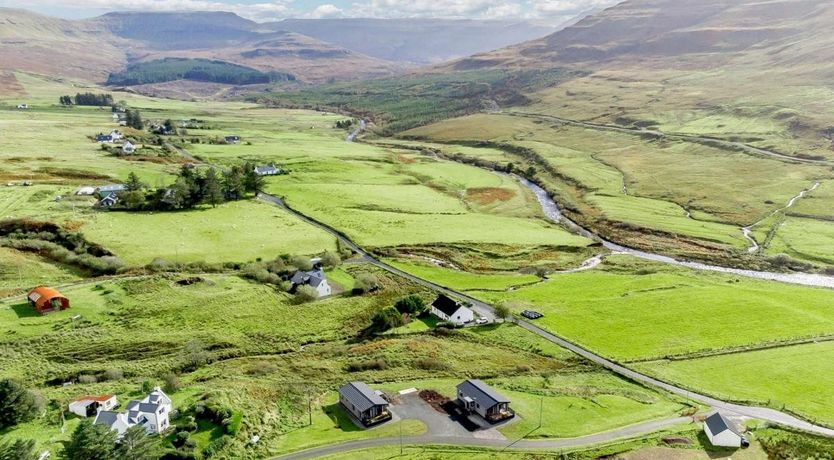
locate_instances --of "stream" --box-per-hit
[518,176,834,289]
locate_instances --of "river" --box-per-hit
[518,176,834,289]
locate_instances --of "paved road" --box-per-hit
[256,192,834,439]
[511,111,833,165]
[273,416,693,459]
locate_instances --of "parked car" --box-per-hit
[476,317,489,325]
[521,310,544,320]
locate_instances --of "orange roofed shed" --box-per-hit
[27,286,70,314]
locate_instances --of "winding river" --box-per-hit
[518,176,834,289]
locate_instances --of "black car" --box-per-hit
[521,310,544,320]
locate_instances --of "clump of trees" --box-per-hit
[371,294,427,332]
[59,92,114,106]
[125,109,144,130]
[334,119,354,130]
[0,379,42,429]
[113,163,264,212]
[0,438,37,460]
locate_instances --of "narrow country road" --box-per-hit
[511,111,833,165]
[256,192,834,441]
[273,416,693,459]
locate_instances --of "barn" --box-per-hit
[27,286,70,314]
[703,412,748,448]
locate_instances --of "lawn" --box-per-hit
[81,200,338,265]
[637,341,834,426]
[477,255,834,361]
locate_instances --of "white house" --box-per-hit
[122,141,136,154]
[16,103,28,109]
[254,164,281,176]
[75,186,96,196]
[94,387,172,435]
[110,130,123,141]
[68,395,118,418]
[430,294,474,325]
[703,412,747,448]
[290,269,332,298]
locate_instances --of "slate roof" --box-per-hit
[98,184,127,193]
[291,269,327,287]
[254,164,280,175]
[457,379,510,407]
[432,294,462,316]
[339,381,387,413]
[94,411,120,426]
[705,412,742,436]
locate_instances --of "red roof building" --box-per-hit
[27,286,70,314]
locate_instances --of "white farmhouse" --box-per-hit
[68,395,118,418]
[290,269,332,298]
[122,141,136,154]
[16,103,28,109]
[703,412,747,448]
[430,294,474,325]
[94,387,172,435]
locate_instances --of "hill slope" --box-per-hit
[0,8,125,81]
[269,18,557,65]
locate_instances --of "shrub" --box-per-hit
[294,285,319,304]
[291,256,313,271]
[201,437,230,458]
[163,373,181,393]
[173,431,190,448]
[355,273,381,294]
[346,358,388,372]
[102,369,123,381]
[394,295,426,314]
[372,305,403,331]
[77,375,97,384]
[493,303,512,320]
[140,380,155,394]
[413,358,448,371]
[321,251,341,268]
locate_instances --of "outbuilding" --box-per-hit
[338,381,391,426]
[704,412,748,448]
[69,395,118,418]
[254,164,281,176]
[457,379,513,423]
[27,286,70,314]
[430,294,474,325]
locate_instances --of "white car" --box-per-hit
[476,317,489,325]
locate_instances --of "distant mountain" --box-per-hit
[269,18,557,65]
[446,0,834,72]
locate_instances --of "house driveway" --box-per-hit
[389,392,505,440]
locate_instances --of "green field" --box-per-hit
[0,247,82,297]
[82,200,338,265]
[474,255,834,362]
[387,259,541,292]
[403,113,832,261]
[638,341,834,426]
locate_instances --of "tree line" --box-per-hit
[59,92,114,106]
[107,58,296,86]
[114,163,264,211]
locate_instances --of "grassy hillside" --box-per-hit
[265,68,584,134]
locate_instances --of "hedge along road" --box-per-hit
[255,192,834,439]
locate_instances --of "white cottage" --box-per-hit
[94,387,172,435]
[290,269,332,298]
[122,141,136,154]
[430,294,474,325]
[703,412,747,448]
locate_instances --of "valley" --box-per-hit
[3,1,834,459]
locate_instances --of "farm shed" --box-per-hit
[27,286,70,314]
[457,379,513,423]
[430,294,474,325]
[69,395,118,417]
[704,412,748,447]
[338,381,391,426]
